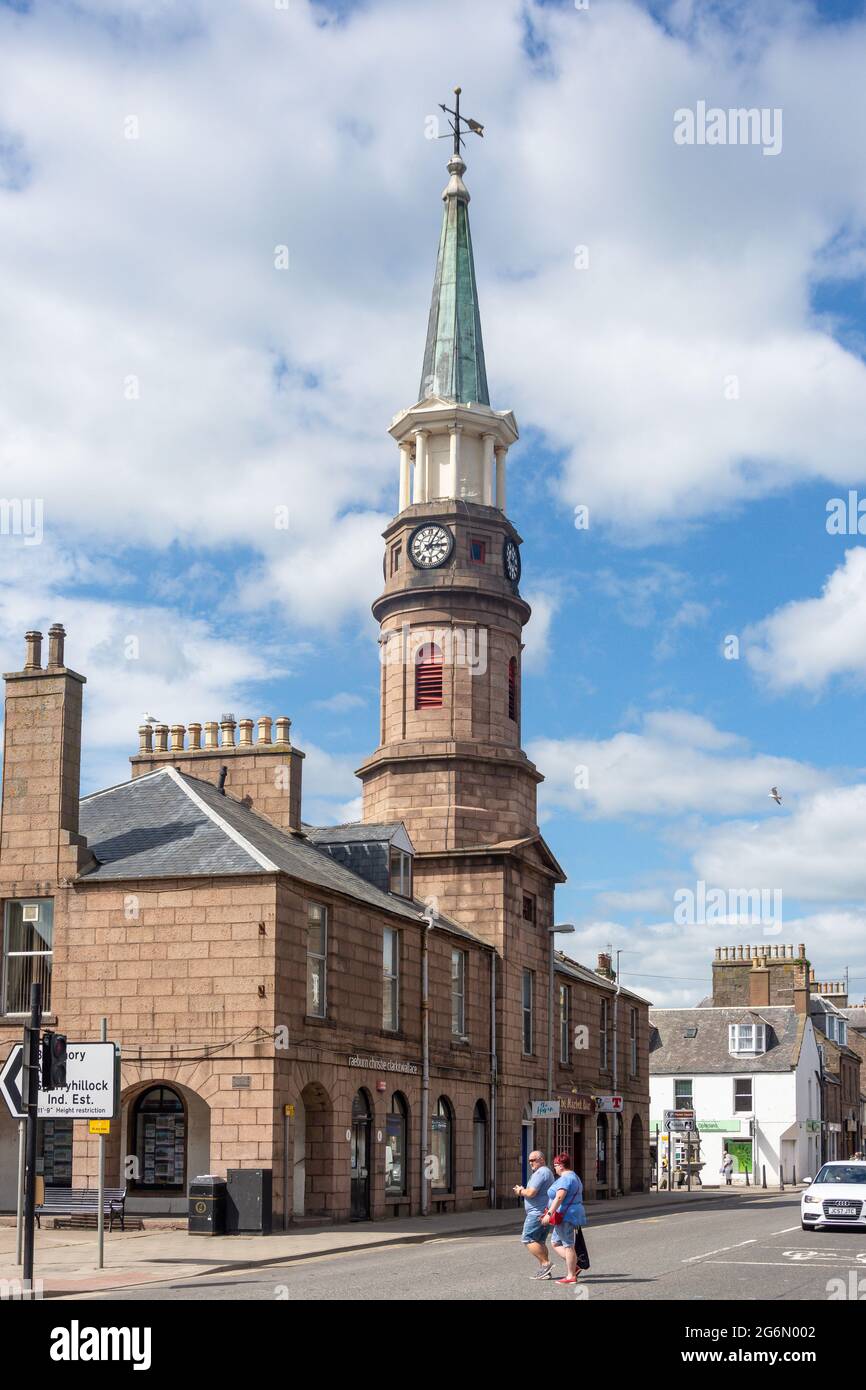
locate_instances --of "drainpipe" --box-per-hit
[489,950,497,1209]
[613,964,620,1195]
[421,916,431,1217]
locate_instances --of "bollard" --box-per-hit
[762,1164,767,1189]
[745,1168,750,1186]
[793,1165,797,1186]
[779,1165,785,1191]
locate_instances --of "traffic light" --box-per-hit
[40,1032,67,1089]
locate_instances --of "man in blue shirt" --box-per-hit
[513,1150,555,1279]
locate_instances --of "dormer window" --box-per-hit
[389,847,413,899]
[826,1015,848,1045]
[728,1022,766,1055]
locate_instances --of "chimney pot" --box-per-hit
[220,717,237,748]
[170,724,185,752]
[138,723,153,754]
[24,630,43,671]
[274,716,291,747]
[203,721,219,750]
[153,723,169,753]
[238,718,254,747]
[47,623,66,668]
[188,722,202,750]
[257,716,273,745]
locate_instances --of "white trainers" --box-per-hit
[531,1264,553,1280]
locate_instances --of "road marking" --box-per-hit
[770,1225,800,1234]
[682,1239,756,1263]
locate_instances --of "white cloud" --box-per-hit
[694,784,866,903]
[0,0,864,642]
[745,547,866,693]
[312,691,366,712]
[529,708,828,819]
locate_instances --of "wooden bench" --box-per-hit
[36,1186,127,1231]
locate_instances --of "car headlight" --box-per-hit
[803,1195,820,1204]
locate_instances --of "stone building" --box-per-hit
[0,136,650,1220]
[810,980,862,1161]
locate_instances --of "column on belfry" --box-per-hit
[413,431,429,503]
[398,443,413,512]
[495,445,507,512]
[482,434,495,505]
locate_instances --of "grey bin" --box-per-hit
[226,1168,273,1235]
[188,1175,227,1235]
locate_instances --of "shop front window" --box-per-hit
[132,1086,186,1190]
[386,1094,408,1197]
[597,1114,608,1186]
[473,1101,488,1190]
[431,1097,453,1193]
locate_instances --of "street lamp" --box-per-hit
[548,924,576,1155]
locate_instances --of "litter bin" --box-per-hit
[188,1175,227,1235]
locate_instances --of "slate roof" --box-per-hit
[78,768,484,940]
[555,950,651,1008]
[304,822,402,845]
[844,1008,866,1033]
[649,1006,807,1074]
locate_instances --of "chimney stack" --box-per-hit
[1,626,91,886]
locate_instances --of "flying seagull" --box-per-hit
[769,787,782,805]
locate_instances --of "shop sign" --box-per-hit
[531,1100,560,1119]
[557,1093,594,1115]
[348,1054,419,1075]
[596,1096,623,1113]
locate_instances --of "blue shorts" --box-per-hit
[521,1212,548,1245]
[551,1219,577,1248]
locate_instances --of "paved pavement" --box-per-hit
[78,1191,866,1302]
[0,1185,775,1298]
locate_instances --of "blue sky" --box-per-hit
[1,0,866,1003]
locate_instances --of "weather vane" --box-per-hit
[438,87,484,157]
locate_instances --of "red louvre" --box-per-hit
[415,643,443,708]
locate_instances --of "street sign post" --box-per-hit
[663,1108,696,1133]
[0,1042,117,1120]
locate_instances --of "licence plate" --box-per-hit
[828,1205,858,1216]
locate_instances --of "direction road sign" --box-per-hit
[0,1042,117,1120]
[0,1047,25,1118]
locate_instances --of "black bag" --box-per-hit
[574,1227,591,1271]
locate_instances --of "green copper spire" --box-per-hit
[419,149,490,407]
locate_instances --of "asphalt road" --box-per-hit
[80,1192,866,1302]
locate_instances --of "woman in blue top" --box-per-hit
[542,1153,589,1285]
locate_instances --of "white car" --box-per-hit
[801,1161,866,1231]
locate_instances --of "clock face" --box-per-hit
[409,523,454,570]
[503,537,521,584]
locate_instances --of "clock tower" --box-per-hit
[357,98,565,955]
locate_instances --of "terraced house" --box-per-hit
[0,136,650,1221]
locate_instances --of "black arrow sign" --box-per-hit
[0,1045,24,1119]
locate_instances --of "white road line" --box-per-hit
[702,1259,832,1268]
[682,1239,756,1263]
[770,1225,801,1234]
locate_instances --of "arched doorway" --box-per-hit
[596,1114,609,1193]
[297,1081,331,1219]
[350,1089,372,1220]
[630,1114,644,1192]
[130,1085,186,1193]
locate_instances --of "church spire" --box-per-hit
[419,89,490,407]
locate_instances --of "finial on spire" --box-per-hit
[439,86,485,159]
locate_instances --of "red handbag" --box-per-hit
[542,1205,563,1226]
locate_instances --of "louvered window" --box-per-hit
[415,642,443,709]
[508,656,517,720]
